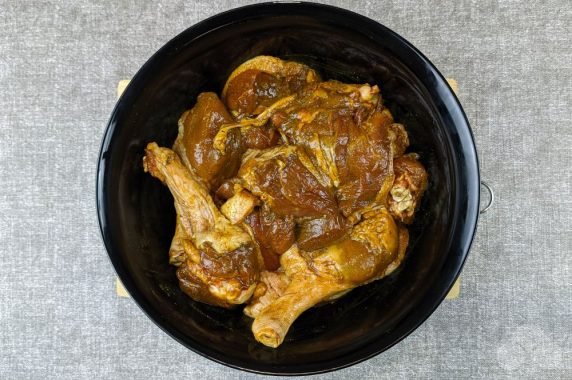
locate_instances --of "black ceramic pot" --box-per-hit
[96,2,480,375]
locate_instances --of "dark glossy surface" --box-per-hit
[96,2,479,375]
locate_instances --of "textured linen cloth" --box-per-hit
[0,1,570,379]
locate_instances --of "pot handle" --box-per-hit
[480,181,495,214]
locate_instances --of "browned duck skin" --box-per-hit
[247,207,407,348]
[388,154,428,224]
[143,143,261,308]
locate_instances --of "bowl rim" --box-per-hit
[96,1,480,375]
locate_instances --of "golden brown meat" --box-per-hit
[237,145,348,251]
[142,56,429,348]
[215,78,406,217]
[220,56,319,150]
[238,146,337,218]
[245,207,408,348]
[223,55,319,118]
[220,189,259,224]
[168,216,187,267]
[143,143,260,308]
[388,154,429,224]
[173,92,243,190]
[245,205,296,271]
[267,81,402,216]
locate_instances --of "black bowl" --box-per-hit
[96,2,479,375]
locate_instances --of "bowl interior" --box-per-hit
[98,4,478,375]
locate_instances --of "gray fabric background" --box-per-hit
[0,0,570,379]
